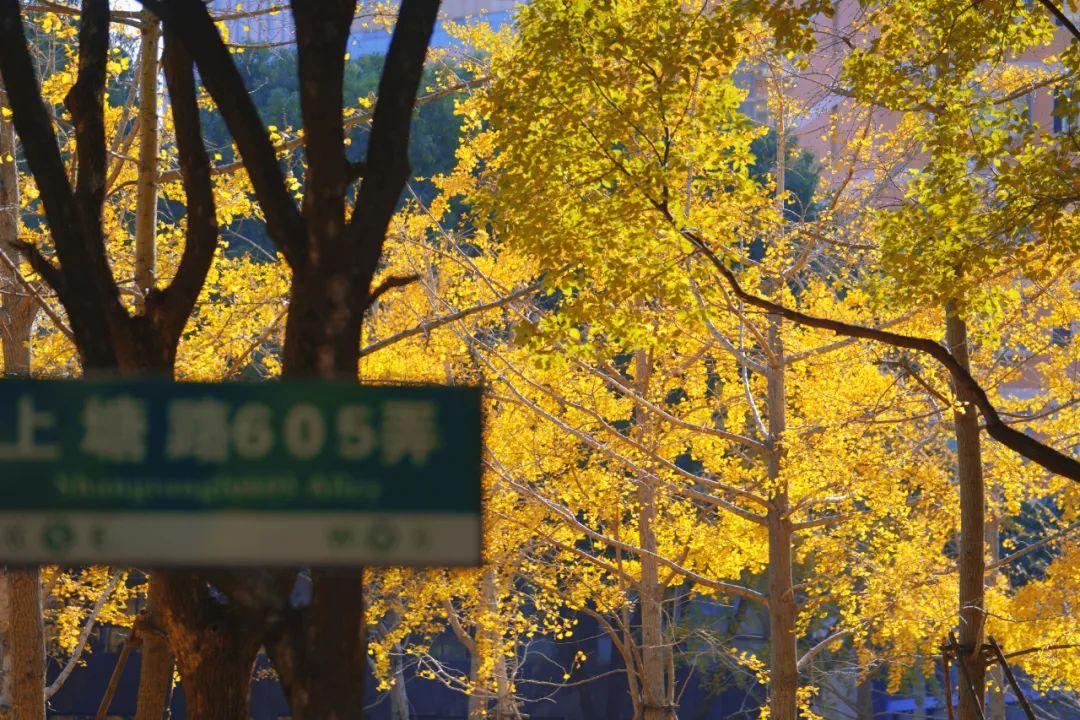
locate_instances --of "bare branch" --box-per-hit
[680,228,1080,482]
[143,0,306,269]
[152,23,220,337]
[359,280,540,358]
[45,570,123,699]
[367,273,420,306]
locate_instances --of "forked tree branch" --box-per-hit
[0,0,120,367]
[152,24,220,338]
[140,0,307,269]
[681,229,1080,481]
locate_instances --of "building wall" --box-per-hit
[766,0,1080,190]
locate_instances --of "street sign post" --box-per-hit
[0,379,482,566]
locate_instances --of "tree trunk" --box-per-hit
[985,510,1003,720]
[0,78,44,720]
[264,264,366,720]
[946,305,986,720]
[467,641,484,719]
[0,572,8,715]
[388,642,411,720]
[767,512,798,720]
[129,18,179,719]
[0,569,44,720]
[134,598,175,720]
[133,8,160,310]
[913,659,927,720]
[150,573,260,720]
[632,351,672,720]
[766,312,798,720]
[856,670,874,720]
[482,570,516,720]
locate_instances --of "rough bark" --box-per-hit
[0,75,44,720]
[270,571,367,719]
[0,569,43,720]
[947,306,986,720]
[151,574,260,720]
[134,600,174,720]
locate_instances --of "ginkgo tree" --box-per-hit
[833,1,1079,717]
[405,2,1079,720]
[412,4,957,720]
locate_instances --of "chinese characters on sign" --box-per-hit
[0,379,481,566]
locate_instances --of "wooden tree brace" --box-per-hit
[940,634,1037,720]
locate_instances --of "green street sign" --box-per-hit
[0,379,481,566]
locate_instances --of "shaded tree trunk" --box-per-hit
[150,573,260,720]
[0,76,44,720]
[140,1,441,715]
[134,597,175,720]
[388,642,411,720]
[1,3,238,715]
[856,670,874,720]
[947,305,986,720]
[0,569,43,720]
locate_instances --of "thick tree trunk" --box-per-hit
[0,79,44,720]
[767,512,798,720]
[129,18,178,719]
[271,279,366,718]
[766,313,798,720]
[150,573,260,720]
[947,306,986,720]
[0,569,44,720]
[134,597,175,720]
